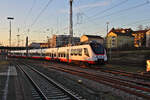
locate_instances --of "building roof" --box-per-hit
[83,35,104,39]
[133,30,148,34]
[108,28,133,37]
[146,30,150,34]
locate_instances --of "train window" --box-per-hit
[71,49,74,56]
[74,49,77,56]
[90,43,104,54]
[84,48,89,57]
[42,53,45,56]
[54,53,56,57]
[37,53,40,56]
[79,49,82,56]
[46,53,48,56]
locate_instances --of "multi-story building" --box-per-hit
[132,30,147,47]
[49,35,80,48]
[106,28,134,48]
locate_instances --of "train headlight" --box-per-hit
[92,56,97,60]
[98,56,104,59]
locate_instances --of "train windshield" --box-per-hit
[90,43,104,54]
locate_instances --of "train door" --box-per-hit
[67,49,69,62]
[84,48,89,57]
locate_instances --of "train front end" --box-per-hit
[90,42,107,64]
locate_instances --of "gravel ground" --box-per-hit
[29,61,124,100]
[27,59,148,100]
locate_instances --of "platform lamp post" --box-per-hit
[7,17,14,52]
[106,22,111,60]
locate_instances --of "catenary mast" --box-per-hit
[69,0,73,44]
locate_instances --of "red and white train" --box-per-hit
[9,42,107,65]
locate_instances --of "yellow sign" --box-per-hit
[147,60,150,72]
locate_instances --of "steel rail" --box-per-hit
[43,65,150,100]
[19,62,82,100]
[17,64,48,100]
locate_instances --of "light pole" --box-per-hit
[106,22,111,60]
[106,22,109,34]
[16,34,20,47]
[7,17,14,48]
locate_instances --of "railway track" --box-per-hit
[41,61,150,88]
[96,66,150,81]
[47,66,150,99]
[24,62,150,100]
[15,62,83,100]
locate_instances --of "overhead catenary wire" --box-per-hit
[91,0,150,21]
[78,0,150,31]
[30,0,53,28]
[65,0,129,32]
[121,18,150,27]
[79,0,150,37]
[22,0,53,44]
[62,0,129,35]
[88,0,129,19]
[23,0,37,30]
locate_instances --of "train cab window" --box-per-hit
[90,43,104,54]
[84,48,89,57]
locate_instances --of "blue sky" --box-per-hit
[0,0,150,46]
